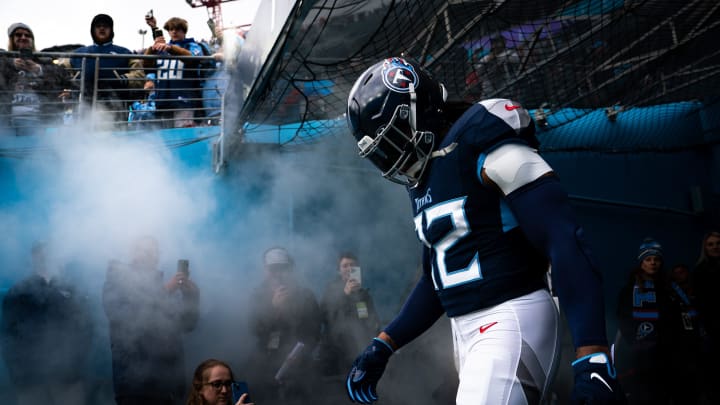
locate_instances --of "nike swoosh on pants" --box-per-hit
[479,321,498,333]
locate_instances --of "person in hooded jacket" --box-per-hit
[69,14,145,124]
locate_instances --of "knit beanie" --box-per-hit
[637,238,663,262]
[91,14,114,43]
[7,22,34,38]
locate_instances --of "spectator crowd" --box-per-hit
[2,230,718,404]
[1,12,720,405]
[613,232,720,404]
[0,13,229,135]
[0,236,384,405]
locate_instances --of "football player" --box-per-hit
[343,57,626,405]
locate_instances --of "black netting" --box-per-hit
[229,0,720,148]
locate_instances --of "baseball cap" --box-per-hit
[264,247,293,269]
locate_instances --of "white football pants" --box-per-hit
[451,289,560,405]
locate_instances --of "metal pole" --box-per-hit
[138,29,147,49]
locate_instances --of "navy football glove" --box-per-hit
[346,337,394,403]
[571,352,626,405]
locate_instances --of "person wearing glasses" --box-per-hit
[1,22,72,135]
[186,359,254,405]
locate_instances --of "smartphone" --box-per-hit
[177,259,190,276]
[231,381,251,404]
[348,266,362,285]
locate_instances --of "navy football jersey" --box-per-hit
[154,38,204,109]
[409,102,548,317]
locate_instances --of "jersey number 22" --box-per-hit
[414,197,483,290]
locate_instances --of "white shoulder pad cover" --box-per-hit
[478,98,532,134]
[483,143,553,195]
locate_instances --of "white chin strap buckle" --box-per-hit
[357,135,374,155]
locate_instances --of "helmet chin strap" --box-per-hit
[404,82,426,183]
[430,142,457,158]
[405,141,457,180]
[408,83,418,131]
[403,82,458,185]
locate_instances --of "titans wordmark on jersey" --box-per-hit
[409,102,548,317]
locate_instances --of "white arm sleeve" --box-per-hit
[481,143,553,195]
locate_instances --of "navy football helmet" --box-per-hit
[347,57,448,186]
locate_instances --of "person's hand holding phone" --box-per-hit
[144,9,157,29]
[344,266,362,295]
[165,259,198,294]
[165,274,198,295]
[232,381,254,405]
[344,278,361,295]
[13,57,40,74]
[151,37,170,53]
[234,393,254,405]
[272,286,290,308]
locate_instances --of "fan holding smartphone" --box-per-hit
[165,259,199,296]
[187,359,254,405]
[144,9,164,39]
[318,252,382,377]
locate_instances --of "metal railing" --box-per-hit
[0,50,227,135]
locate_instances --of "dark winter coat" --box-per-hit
[0,273,93,385]
[102,262,199,402]
[70,42,135,100]
[247,277,322,401]
[0,55,72,127]
[319,276,380,375]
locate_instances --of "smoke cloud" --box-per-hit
[1,116,453,403]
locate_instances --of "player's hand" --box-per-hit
[571,352,626,404]
[346,337,393,403]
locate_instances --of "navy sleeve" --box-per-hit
[505,175,609,348]
[384,266,445,349]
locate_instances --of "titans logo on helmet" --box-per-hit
[381,57,419,93]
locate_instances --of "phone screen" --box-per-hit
[177,259,189,276]
[231,381,250,404]
[348,266,362,285]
